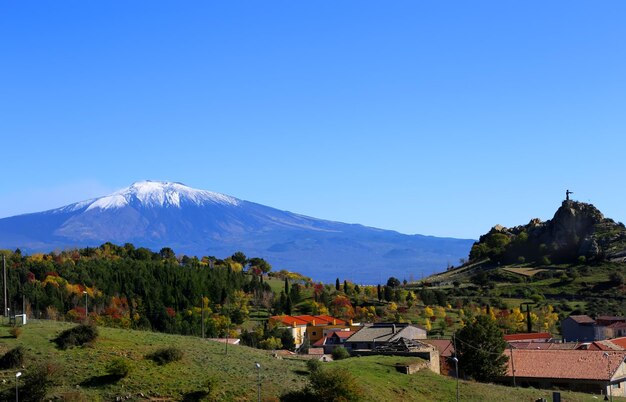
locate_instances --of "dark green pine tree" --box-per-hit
[336,278,340,291]
[285,295,293,315]
[455,315,508,382]
[343,280,348,294]
[284,277,289,295]
[377,284,382,301]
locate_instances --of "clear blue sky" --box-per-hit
[1,1,625,239]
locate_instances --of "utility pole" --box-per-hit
[510,344,516,387]
[201,295,205,339]
[453,333,459,402]
[3,255,7,317]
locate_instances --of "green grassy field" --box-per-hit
[0,320,622,401]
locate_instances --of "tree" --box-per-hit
[377,284,382,301]
[386,277,401,288]
[248,257,272,274]
[231,251,247,266]
[455,315,508,382]
[335,278,340,291]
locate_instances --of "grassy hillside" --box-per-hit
[0,320,620,401]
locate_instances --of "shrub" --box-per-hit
[331,346,350,360]
[9,326,22,338]
[17,362,59,402]
[306,358,322,373]
[259,336,282,350]
[53,323,98,349]
[0,346,25,369]
[146,347,183,365]
[106,358,132,378]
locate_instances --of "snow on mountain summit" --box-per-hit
[85,181,240,211]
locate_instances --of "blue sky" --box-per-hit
[1,1,625,239]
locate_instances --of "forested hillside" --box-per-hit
[1,243,279,336]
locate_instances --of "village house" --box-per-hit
[502,349,626,397]
[561,315,626,342]
[269,314,356,349]
[422,339,455,375]
[343,322,427,352]
[561,315,601,342]
[313,329,356,354]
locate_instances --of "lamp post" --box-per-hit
[82,291,88,319]
[451,356,459,402]
[604,352,613,402]
[255,362,261,402]
[15,371,22,402]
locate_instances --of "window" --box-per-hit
[312,331,316,336]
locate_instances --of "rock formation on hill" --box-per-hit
[469,199,626,265]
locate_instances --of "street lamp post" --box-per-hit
[451,357,459,402]
[604,352,613,402]
[82,291,88,319]
[255,362,261,402]
[15,371,22,402]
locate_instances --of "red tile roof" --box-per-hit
[609,337,626,349]
[312,315,347,325]
[270,315,346,327]
[334,331,354,338]
[582,337,626,351]
[270,315,308,326]
[513,342,580,350]
[422,339,454,357]
[506,350,626,380]
[567,315,595,324]
[312,337,327,347]
[504,332,551,342]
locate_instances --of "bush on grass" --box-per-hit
[53,323,98,350]
[106,357,132,378]
[146,346,183,365]
[0,346,25,369]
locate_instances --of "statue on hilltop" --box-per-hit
[566,189,573,201]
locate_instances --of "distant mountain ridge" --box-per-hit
[0,180,474,283]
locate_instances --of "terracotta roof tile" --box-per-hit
[506,350,626,380]
[312,337,326,347]
[512,342,580,350]
[567,315,596,324]
[269,315,308,326]
[422,339,454,357]
[504,332,551,342]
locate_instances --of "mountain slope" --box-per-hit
[0,181,473,283]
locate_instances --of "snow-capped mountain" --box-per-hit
[0,181,474,283]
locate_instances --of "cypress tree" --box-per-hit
[335,278,340,291]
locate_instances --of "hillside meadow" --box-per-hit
[0,320,622,401]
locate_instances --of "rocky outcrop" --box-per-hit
[470,200,626,264]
